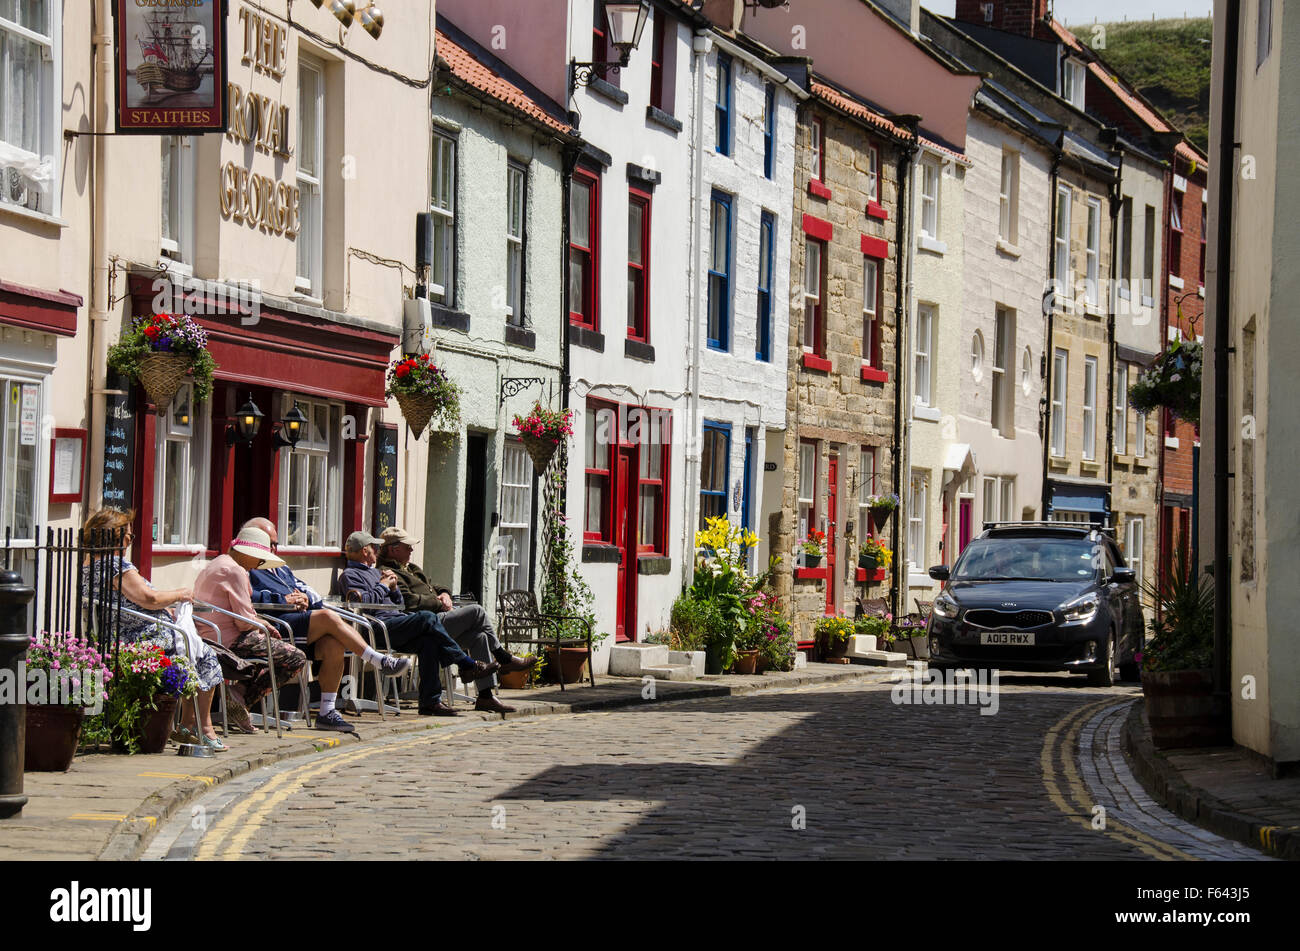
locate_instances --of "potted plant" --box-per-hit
[1129,333,1202,424]
[1139,551,1228,749]
[867,493,900,532]
[386,353,462,438]
[814,616,855,660]
[23,633,112,772]
[801,530,827,568]
[690,517,761,673]
[104,642,199,755]
[107,312,217,411]
[891,615,929,658]
[858,537,893,572]
[512,402,575,475]
[499,654,544,691]
[759,615,797,672]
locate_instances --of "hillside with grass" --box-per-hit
[1066,17,1212,152]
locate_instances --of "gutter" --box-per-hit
[892,119,919,617]
[87,0,114,512]
[1041,146,1063,518]
[1104,136,1125,506]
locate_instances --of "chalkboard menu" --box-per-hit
[372,423,398,536]
[101,371,136,509]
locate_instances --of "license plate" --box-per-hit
[979,631,1035,646]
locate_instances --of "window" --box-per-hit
[584,401,615,541]
[714,52,732,156]
[161,136,194,265]
[1082,356,1098,461]
[648,11,668,111]
[569,168,600,329]
[803,238,825,356]
[1054,185,1072,292]
[1086,198,1101,305]
[700,422,731,527]
[999,149,1019,244]
[858,446,877,541]
[757,211,775,361]
[1135,407,1147,458]
[1021,346,1033,395]
[0,0,57,215]
[1199,201,1207,286]
[639,422,669,553]
[982,476,1015,523]
[627,189,651,342]
[279,396,342,548]
[0,375,42,542]
[506,161,527,326]
[920,160,939,238]
[992,307,1015,436]
[1125,517,1144,588]
[498,439,535,593]
[429,132,456,305]
[1114,365,1129,455]
[591,0,609,68]
[763,83,776,180]
[862,256,881,368]
[1258,0,1273,69]
[707,191,732,350]
[797,441,817,543]
[915,305,934,406]
[1062,58,1086,109]
[1051,349,1068,457]
[867,145,880,203]
[971,331,984,381]
[1143,204,1156,301]
[296,59,324,296]
[154,384,208,547]
[1119,197,1133,291]
[908,471,928,568]
[810,118,824,182]
[1169,192,1184,277]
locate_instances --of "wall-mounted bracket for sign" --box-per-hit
[499,377,546,407]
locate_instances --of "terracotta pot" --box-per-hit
[1142,669,1230,750]
[732,650,760,675]
[113,695,178,755]
[24,704,84,772]
[499,667,531,690]
[543,647,589,685]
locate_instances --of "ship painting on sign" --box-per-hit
[130,6,214,105]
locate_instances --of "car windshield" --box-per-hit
[952,537,1100,583]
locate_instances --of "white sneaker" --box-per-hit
[379,654,412,678]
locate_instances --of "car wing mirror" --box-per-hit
[928,565,950,582]
[1111,567,1135,585]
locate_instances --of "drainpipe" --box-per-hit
[892,122,918,618]
[1211,0,1240,714]
[681,29,710,578]
[1041,147,1063,518]
[1104,140,1125,511]
[87,0,114,507]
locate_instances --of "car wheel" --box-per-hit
[1087,632,1115,687]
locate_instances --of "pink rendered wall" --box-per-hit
[437,0,571,105]
[742,0,981,150]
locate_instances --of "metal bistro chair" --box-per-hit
[497,589,595,691]
[280,599,398,718]
[330,599,423,714]
[114,606,207,745]
[189,612,230,738]
[192,600,295,737]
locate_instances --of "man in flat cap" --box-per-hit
[378,527,533,714]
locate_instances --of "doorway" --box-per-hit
[614,444,639,642]
[460,432,488,602]
[826,453,839,616]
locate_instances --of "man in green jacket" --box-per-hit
[378,527,532,714]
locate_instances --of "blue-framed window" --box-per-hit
[700,421,731,528]
[707,191,732,351]
[763,82,775,179]
[715,52,732,155]
[757,210,774,361]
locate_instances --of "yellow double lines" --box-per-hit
[1040,698,1195,861]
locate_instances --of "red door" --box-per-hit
[959,498,973,558]
[826,454,838,615]
[614,447,639,642]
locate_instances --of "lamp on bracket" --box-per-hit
[569,1,651,95]
[274,401,309,449]
[228,396,264,446]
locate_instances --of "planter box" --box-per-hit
[1142,669,1231,749]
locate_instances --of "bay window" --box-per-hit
[279,396,342,549]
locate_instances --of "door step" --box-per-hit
[641,664,698,682]
[608,643,701,680]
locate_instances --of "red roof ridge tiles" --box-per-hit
[435,28,573,136]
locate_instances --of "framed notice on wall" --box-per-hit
[114,0,228,133]
[50,429,87,504]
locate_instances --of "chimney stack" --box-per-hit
[953,0,1051,36]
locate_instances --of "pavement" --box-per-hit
[0,662,897,861]
[1122,702,1300,860]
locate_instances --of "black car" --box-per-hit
[925,523,1145,686]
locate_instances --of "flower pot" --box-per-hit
[543,647,589,685]
[519,432,560,475]
[803,553,822,569]
[858,553,879,571]
[704,641,730,675]
[731,650,760,675]
[138,352,193,412]
[393,390,448,438]
[870,507,894,532]
[756,653,769,674]
[499,667,531,690]
[1142,669,1231,750]
[112,695,178,755]
[24,704,84,772]
[820,634,850,661]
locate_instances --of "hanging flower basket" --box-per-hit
[512,402,574,474]
[1130,337,1202,423]
[106,312,217,411]
[520,432,559,474]
[867,493,900,532]
[387,353,462,438]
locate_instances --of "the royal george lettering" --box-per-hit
[226,84,291,157]
[238,6,287,80]
[219,162,301,237]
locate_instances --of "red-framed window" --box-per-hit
[591,0,609,68]
[584,399,617,542]
[862,254,881,367]
[649,12,666,110]
[627,188,651,342]
[637,410,671,554]
[867,143,880,203]
[570,166,600,330]
[803,237,827,357]
[1169,191,1184,277]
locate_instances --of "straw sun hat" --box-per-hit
[230,526,286,569]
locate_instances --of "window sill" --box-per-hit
[0,202,66,228]
[1080,459,1101,473]
[801,352,832,373]
[645,105,682,134]
[808,180,832,200]
[855,567,887,583]
[1084,303,1103,318]
[866,201,889,221]
[637,555,672,575]
[152,545,206,556]
[431,304,470,333]
[569,324,605,353]
[1142,296,1156,308]
[291,292,324,307]
[275,547,344,558]
[159,256,193,278]
[504,324,535,350]
[861,365,889,384]
[625,338,656,362]
[1164,436,1180,449]
[1118,287,1132,301]
[794,567,827,581]
[1169,274,1185,290]
[913,404,941,423]
[581,543,621,564]
[908,573,936,589]
[996,238,1021,259]
[918,234,947,255]
[587,77,628,107]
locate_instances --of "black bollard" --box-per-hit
[0,569,33,819]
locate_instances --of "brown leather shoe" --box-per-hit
[497,653,536,673]
[459,659,501,683]
[419,700,460,717]
[474,693,516,714]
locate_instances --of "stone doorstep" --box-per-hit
[641,665,697,682]
[607,642,670,677]
[849,651,908,667]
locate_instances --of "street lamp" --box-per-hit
[570,0,651,94]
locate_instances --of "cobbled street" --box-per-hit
[147,677,1268,861]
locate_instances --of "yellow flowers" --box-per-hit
[695,516,759,552]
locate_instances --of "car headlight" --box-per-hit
[1060,591,1099,624]
[933,592,959,619]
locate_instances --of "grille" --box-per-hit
[964,609,1054,629]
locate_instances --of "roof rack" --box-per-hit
[981,520,1116,536]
